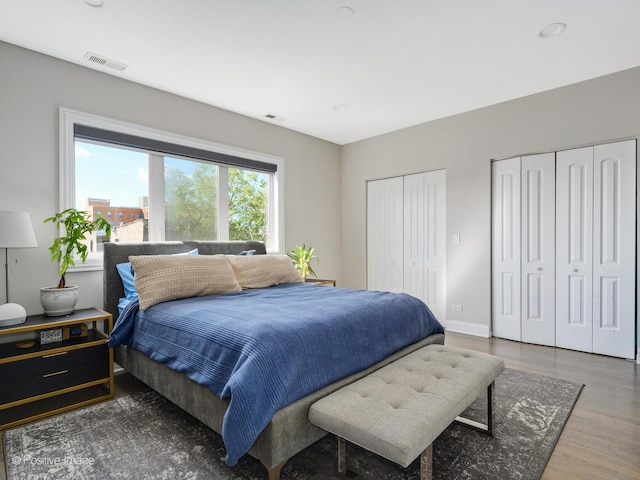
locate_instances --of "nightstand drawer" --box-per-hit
[0,345,109,404]
[0,344,108,384]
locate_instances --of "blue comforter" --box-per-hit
[109,283,443,465]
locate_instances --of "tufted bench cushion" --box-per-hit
[309,344,505,477]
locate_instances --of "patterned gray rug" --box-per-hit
[4,368,582,480]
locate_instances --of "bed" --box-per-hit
[103,241,445,480]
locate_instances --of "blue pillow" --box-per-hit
[115,248,199,313]
[237,249,256,256]
[116,262,137,299]
[116,262,136,314]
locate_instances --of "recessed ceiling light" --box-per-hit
[334,104,349,112]
[337,6,355,17]
[537,22,566,39]
[82,0,104,6]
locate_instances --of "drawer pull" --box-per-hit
[42,352,68,359]
[43,370,68,378]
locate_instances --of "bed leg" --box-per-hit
[261,460,285,480]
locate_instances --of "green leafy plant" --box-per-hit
[44,208,111,288]
[287,244,318,280]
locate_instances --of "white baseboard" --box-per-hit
[444,319,491,338]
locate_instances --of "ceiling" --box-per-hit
[1,1,640,145]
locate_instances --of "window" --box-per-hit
[60,108,284,271]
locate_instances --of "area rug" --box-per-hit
[4,368,582,480]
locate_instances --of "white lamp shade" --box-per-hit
[0,211,38,248]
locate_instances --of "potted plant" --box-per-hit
[287,244,318,281]
[41,208,111,316]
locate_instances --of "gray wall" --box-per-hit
[2,38,639,353]
[341,66,640,342]
[0,41,342,315]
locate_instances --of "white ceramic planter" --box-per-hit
[40,285,79,316]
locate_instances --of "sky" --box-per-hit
[75,141,149,209]
[74,142,201,210]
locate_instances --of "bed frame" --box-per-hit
[103,241,445,480]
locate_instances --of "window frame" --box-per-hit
[59,108,285,272]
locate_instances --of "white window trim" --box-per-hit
[148,154,165,241]
[59,108,285,272]
[217,167,229,241]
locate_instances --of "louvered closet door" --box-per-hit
[492,157,521,341]
[367,177,404,292]
[403,170,446,322]
[592,140,636,358]
[556,147,594,353]
[521,153,556,346]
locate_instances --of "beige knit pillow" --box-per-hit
[228,255,303,289]
[130,254,242,310]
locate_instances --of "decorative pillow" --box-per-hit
[116,262,137,299]
[116,262,138,314]
[130,254,242,310]
[115,248,199,311]
[229,254,303,289]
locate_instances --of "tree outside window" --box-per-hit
[228,168,268,242]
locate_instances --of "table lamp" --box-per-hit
[0,211,38,327]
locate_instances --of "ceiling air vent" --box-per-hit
[83,52,128,71]
[264,113,286,122]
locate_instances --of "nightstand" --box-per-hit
[0,308,114,430]
[305,278,337,287]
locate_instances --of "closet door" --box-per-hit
[556,147,594,352]
[521,153,556,346]
[404,170,446,322]
[367,177,404,292]
[492,157,521,341]
[592,140,636,358]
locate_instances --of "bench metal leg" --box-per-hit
[419,444,433,480]
[455,381,495,435]
[336,436,347,474]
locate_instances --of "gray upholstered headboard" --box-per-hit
[103,241,267,317]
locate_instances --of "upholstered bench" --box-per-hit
[308,344,505,479]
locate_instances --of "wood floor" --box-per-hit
[1,333,639,479]
[445,332,640,480]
